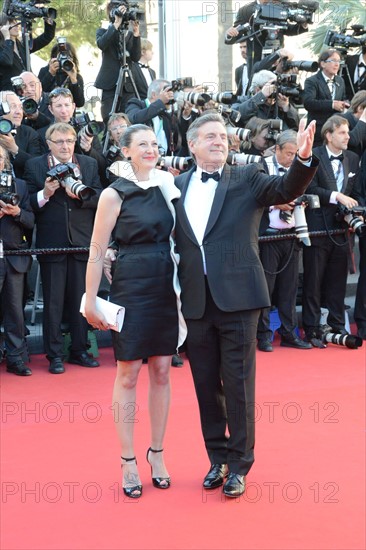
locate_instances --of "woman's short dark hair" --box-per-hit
[120,124,154,148]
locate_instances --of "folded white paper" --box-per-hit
[80,293,125,332]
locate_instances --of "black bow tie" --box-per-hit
[358,62,365,68]
[278,167,287,173]
[139,63,149,69]
[201,171,220,182]
[329,154,344,162]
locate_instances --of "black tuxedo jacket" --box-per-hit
[13,124,43,179]
[342,54,366,99]
[174,158,318,319]
[24,154,102,262]
[303,71,346,143]
[127,62,156,99]
[305,145,359,233]
[94,26,141,91]
[0,22,56,91]
[235,63,248,96]
[0,178,34,273]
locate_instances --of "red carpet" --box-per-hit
[1,335,365,550]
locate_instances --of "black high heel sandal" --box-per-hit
[146,447,171,489]
[121,456,142,498]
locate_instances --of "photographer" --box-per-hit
[303,49,348,147]
[302,115,360,347]
[0,90,42,178]
[225,0,309,77]
[95,1,141,125]
[126,79,182,156]
[38,39,84,107]
[19,71,53,130]
[0,12,56,91]
[257,130,312,351]
[233,69,299,129]
[24,122,103,374]
[0,145,34,376]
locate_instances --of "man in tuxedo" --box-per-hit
[24,123,103,374]
[303,49,349,147]
[342,46,366,100]
[302,115,360,347]
[126,79,182,156]
[129,38,156,102]
[257,130,312,351]
[235,42,249,97]
[174,112,318,497]
[0,90,42,178]
[0,146,34,376]
[94,1,141,125]
[225,0,308,77]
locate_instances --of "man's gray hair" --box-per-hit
[147,79,169,100]
[249,70,277,94]
[276,130,298,148]
[186,111,226,145]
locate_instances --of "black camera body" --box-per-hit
[56,37,74,72]
[5,0,57,20]
[105,145,123,163]
[218,105,241,126]
[336,204,366,237]
[109,0,144,25]
[0,171,20,206]
[324,26,366,52]
[265,119,283,144]
[273,74,301,99]
[170,78,193,93]
[46,163,96,201]
[254,1,319,27]
[10,76,38,116]
[71,111,100,138]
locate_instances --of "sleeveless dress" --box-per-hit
[109,175,180,361]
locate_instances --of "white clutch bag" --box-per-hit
[80,293,125,332]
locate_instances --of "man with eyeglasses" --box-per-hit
[24,122,103,374]
[19,71,53,130]
[303,49,349,146]
[0,90,42,178]
[38,87,106,185]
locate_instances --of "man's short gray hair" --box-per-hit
[147,79,169,100]
[249,70,277,94]
[276,130,298,148]
[186,111,226,146]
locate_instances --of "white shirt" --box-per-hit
[326,146,344,201]
[184,166,222,273]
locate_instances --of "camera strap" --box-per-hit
[47,154,81,179]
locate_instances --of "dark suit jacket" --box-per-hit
[235,63,249,96]
[342,54,366,99]
[305,145,359,233]
[174,158,318,319]
[94,25,141,91]
[303,71,346,144]
[0,177,34,273]
[125,98,181,155]
[38,67,85,107]
[24,154,102,262]
[0,21,56,90]
[12,124,43,179]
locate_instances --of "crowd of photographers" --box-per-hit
[0,0,365,376]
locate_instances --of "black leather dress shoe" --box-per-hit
[203,464,228,489]
[257,339,273,352]
[223,473,246,498]
[49,358,65,374]
[6,359,32,376]
[68,352,99,367]
[280,336,312,349]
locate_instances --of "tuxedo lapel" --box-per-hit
[319,147,337,189]
[204,165,231,237]
[341,155,349,193]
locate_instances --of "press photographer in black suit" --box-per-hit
[95,1,141,125]
[24,123,103,374]
[302,115,360,346]
[0,145,34,376]
[19,71,53,130]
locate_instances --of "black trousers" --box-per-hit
[302,236,349,332]
[257,238,300,340]
[185,280,258,476]
[40,255,88,359]
[0,259,27,363]
[354,236,366,338]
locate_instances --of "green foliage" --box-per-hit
[303,0,366,54]
[31,0,107,60]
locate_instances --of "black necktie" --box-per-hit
[329,154,344,162]
[201,171,220,182]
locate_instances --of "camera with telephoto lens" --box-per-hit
[71,111,100,138]
[265,119,283,145]
[336,204,366,237]
[322,331,363,349]
[324,26,366,52]
[226,127,251,142]
[56,37,74,72]
[46,163,96,201]
[271,74,301,99]
[10,76,38,115]
[0,118,16,135]
[292,194,320,246]
[218,105,241,125]
[109,0,144,24]
[4,0,57,20]
[209,92,237,105]
[177,91,211,107]
[254,1,319,27]
[226,153,262,166]
[157,156,193,171]
[281,58,319,73]
[170,78,193,93]
[0,171,20,206]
